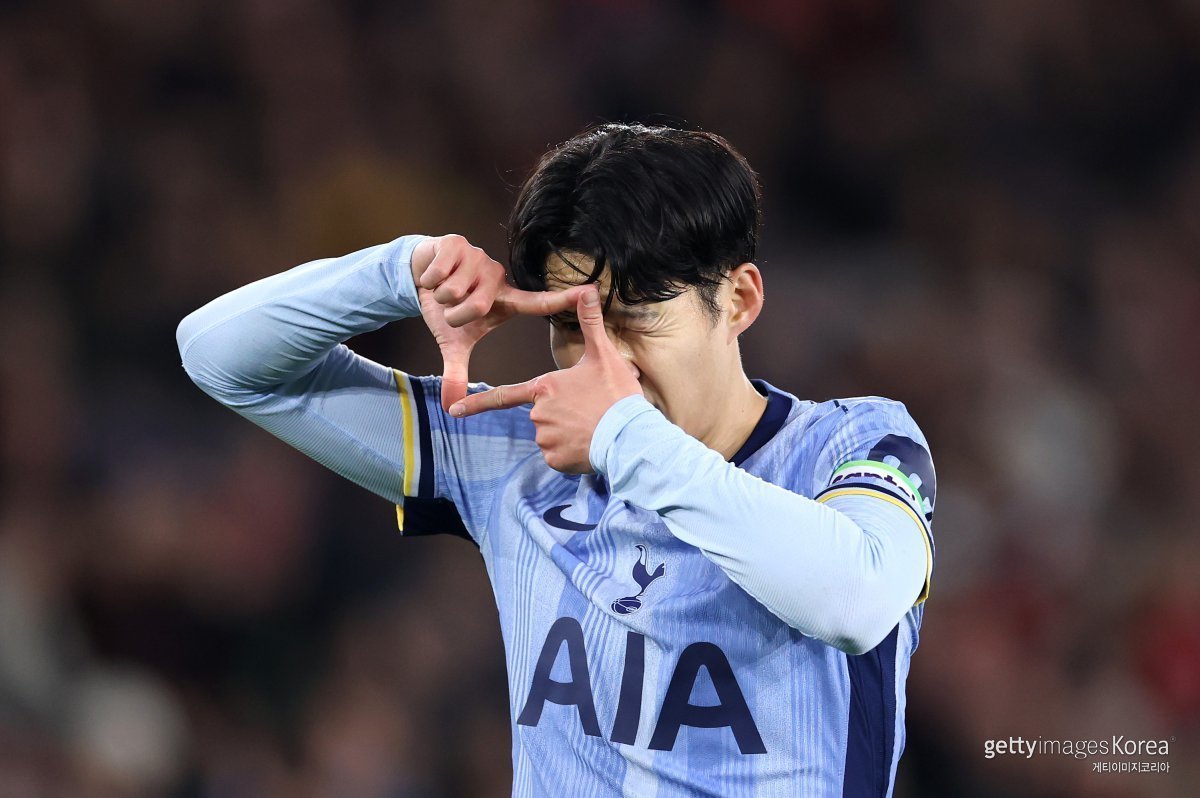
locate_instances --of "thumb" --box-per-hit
[578,286,615,358]
[440,345,471,412]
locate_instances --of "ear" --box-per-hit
[724,262,763,342]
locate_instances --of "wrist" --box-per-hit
[589,394,660,476]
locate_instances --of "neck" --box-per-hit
[700,374,769,462]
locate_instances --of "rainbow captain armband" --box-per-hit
[826,460,930,518]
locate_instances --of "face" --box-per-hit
[542,251,762,440]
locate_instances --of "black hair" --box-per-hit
[507,123,762,322]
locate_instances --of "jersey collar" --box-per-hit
[730,379,793,467]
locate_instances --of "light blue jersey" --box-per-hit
[177,235,937,798]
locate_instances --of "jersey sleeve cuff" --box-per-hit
[589,393,659,476]
[388,234,432,318]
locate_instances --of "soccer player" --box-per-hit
[177,124,936,797]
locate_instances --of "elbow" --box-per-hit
[777,588,904,656]
[831,625,894,657]
[176,308,200,366]
[176,306,213,386]
[176,303,247,398]
[823,580,915,656]
[175,302,296,409]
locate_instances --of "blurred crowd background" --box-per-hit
[2,0,1198,796]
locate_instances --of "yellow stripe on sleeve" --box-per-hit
[817,486,933,605]
[392,368,418,531]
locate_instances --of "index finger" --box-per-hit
[448,377,541,418]
[497,283,590,317]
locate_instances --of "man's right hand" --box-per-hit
[410,234,588,413]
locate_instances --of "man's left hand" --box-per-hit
[448,285,643,473]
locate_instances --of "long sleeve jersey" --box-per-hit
[176,234,938,798]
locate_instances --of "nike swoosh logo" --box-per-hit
[542,504,597,531]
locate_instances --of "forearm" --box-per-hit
[175,234,430,504]
[176,234,427,394]
[591,396,927,655]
